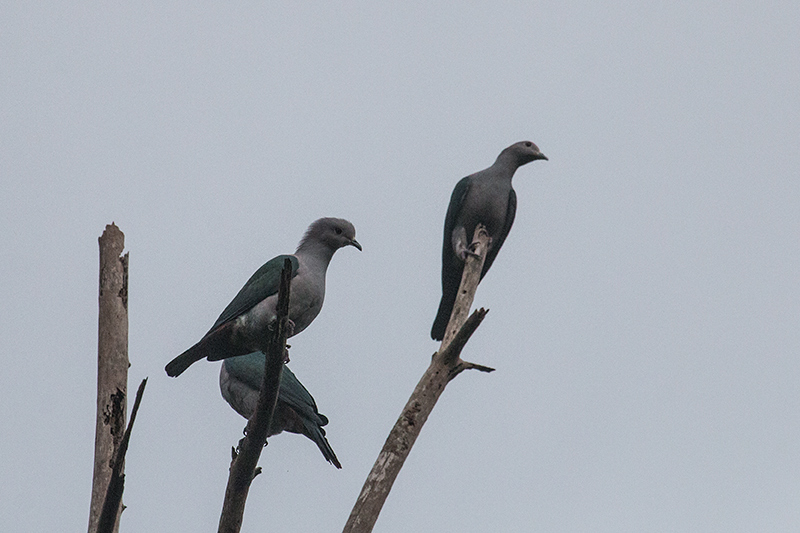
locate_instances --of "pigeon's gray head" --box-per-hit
[299,217,362,253]
[503,141,548,166]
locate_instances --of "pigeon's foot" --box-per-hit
[268,318,295,337]
[459,248,481,261]
[470,237,491,254]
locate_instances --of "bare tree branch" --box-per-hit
[343,225,494,533]
[89,223,129,533]
[218,258,293,533]
[97,378,148,533]
[438,225,490,352]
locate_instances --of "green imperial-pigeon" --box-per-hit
[220,354,342,468]
[166,218,361,377]
[431,141,548,341]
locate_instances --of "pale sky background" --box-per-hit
[2,2,799,532]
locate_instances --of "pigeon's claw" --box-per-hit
[459,248,482,261]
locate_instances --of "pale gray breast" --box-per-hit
[287,260,327,335]
[219,363,257,419]
[459,177,511,236]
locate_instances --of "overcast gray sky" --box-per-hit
[2,2,799,532]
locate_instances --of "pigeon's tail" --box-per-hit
[431,293,456,341]
[303,420,342,469]
[166,323,239,377]
[277,404,342,468]
[432,256,465,341]
[165,343,209,377]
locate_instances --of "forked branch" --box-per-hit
[217,258,293,533]
[343,225,494,533]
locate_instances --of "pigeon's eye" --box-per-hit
[525,141,532,147]
[335,227,343,235]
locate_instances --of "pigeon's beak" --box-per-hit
[535,152,548,161]
[349,239,362,251]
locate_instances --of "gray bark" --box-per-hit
[89,223,129,533]
[217,258,293,533]
[343,225,494,533]
[97,378,147,533]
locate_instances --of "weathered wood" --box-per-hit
[438,224,490,352]
[89,223,129,533]
[218,258,293,533]
[97,378,147,533]
[343,225,493,533]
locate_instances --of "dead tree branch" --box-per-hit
[97,378,147,533]
[217,258,293,533]
[343,225,494,533]
[89,223,129,533]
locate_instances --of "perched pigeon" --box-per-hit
[431,141,548,341]
[166,218,361,377]
[220,354,342,468]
